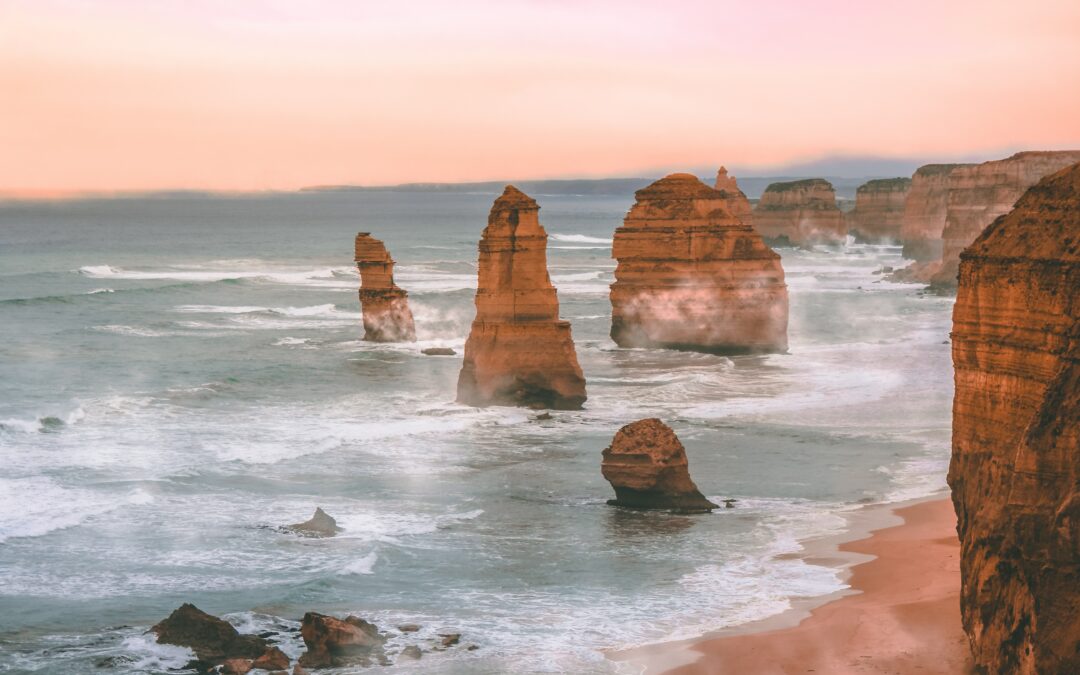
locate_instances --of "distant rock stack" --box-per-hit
[846,177,911,242]
[355,233,416,342]
[456,186,587,410]
[899,163,973,262]
[609,173,788,353]
[713,166,754,224]
[601,418,717,513]
[929,150,1080,289]
[949,161,1080,674]
[752,178,846,246]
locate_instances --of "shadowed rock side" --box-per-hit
[602,418,717,513]
[609,173,788,354]
[355,233,416,342]
[846,177,911,243]
[927,150,1080,289]
[949,161,1080,674]
[151,604,277,673]
[457,186,586,410]
[752,178,846,246]
[899,163,973,262]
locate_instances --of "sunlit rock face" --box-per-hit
[456,186,587,410]
[899,163,973,263]
[929,150,1080,290]
[713,166,754,224]
[609,173,788,354]
[752,178,846,246]
[949,161,1080,674]
[354,233,416,342]
[847,177,911,243]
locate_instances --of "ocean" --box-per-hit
[0,190,954,673]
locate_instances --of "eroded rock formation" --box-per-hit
[713,166,754,224]
[609,173,788,353]
[151,604,277,673]
[355,233,416,342]
[846,177,911,242]
[899,163,972,262]
[456,186,587,410]
[298,612,386,669]
[753,178,846,246]
[949,161,1080,673]
[287,507,342,537]
[602,418,717,513]
[929,151,1080,289]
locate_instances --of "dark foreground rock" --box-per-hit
[421,347,456,356]
[150,604,274,673]
[298,612,386,668]
[601,419,717,513]
[286,508,342,537]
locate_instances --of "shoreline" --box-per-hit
[609,495,970,674]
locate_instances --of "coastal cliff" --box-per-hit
[752,178,846,246]
[354,233,416,342]
[930,150,1080,289]
[846,177,911,242]
[900,163,972,262]
[609,173,788,353]
[949,161,1080,673]
[457,186,587,409]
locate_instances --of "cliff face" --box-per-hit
[457,186,587,410]
[354,233,416,342]
[900,163,972,262]
[609,173,788,353]
[752,178,846,246]
[949,161,1080,674]
[930,150,1080,289]
[846,177,911,242]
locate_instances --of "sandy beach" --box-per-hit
[615,498,972,674]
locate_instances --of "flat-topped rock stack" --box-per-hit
[899,163,973,262]
[846,177,911,242]
[456,186,587,410]
[354,233,416,342]
[752,178,846,246]
[609,173,788,354]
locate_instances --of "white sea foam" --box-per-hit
[0,477,153,543]
[340,552,378,575]
[122,634,195,671]
[549,234,613,244]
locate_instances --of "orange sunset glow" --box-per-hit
[3,0,1080,192]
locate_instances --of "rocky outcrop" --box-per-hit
[752,178,846,246]
[298,612,386,669]
[287,507,342,537]
[609,173,788,353]
[846,177,911,242]
[151,604,276,673]
[929,151,1080,289]
[899,163,972,262]
[601,418,717,513]
[355,233,416,342]
[713,166,754,224]
[456,186,587,410]
[948,161,1080,674]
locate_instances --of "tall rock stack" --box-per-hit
[713,166,754,224]
[949,162,1080,674]
[752,178,846,246]
[354,233,416,342]
[899,163,972,262]
[609,173,788,354]
[929,150,1080,289]
[456,186,587,410]
[846,177,911,242]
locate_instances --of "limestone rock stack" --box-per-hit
[899,163,972,262]
[752,178,846,245]
[601,418,717,513]
[929,150,1080,289]
[609,173,788,353]
[949,161,1080,673]
[846,177,911,242]
[456,186,586,410]
[354,233,416,342]
[713,166,754,224]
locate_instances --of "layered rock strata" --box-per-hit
[601,418,717,513]
[457,186,587,410]
[752,178,846,246]
[609,173,788,353]
[949,161,1080,674]
[846,177,911,242]
[930,150,1080,289]
[900,163,972,262]
[355,233,416,342]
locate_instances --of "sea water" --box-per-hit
[0,191,954,673]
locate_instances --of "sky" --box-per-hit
[2,0,1079,192]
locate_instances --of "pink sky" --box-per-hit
[3,0,1079,192]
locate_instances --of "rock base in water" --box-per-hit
[287,507,342,537]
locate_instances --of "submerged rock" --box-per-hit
[601,419,717,513]
[150,604,268,672]
[286,507,342,537]
[355,233,417,342]
[421,347,456,356]
[297,612,385,669]
[949,161,1080,673]
[399,645,422,660]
